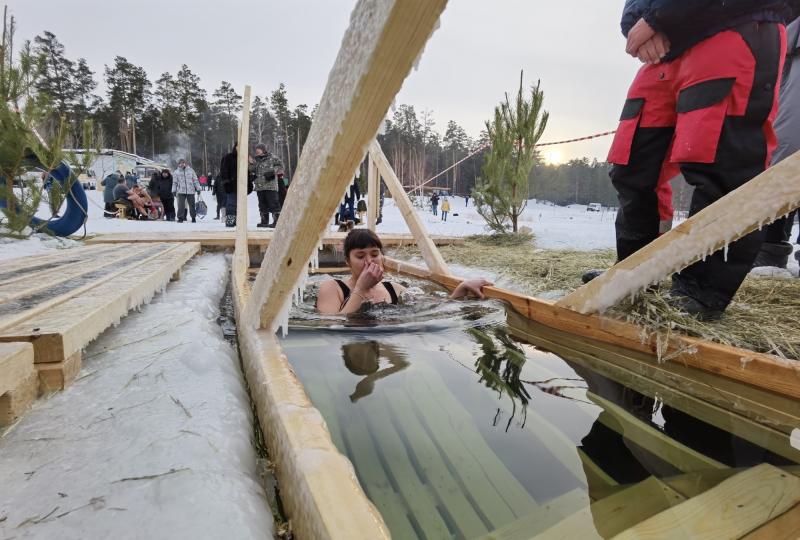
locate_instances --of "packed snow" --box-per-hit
[0,254,274,539]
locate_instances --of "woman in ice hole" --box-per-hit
[317,229,492,315]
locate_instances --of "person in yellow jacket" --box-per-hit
[441,197,451,222]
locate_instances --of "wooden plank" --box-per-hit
[243,0,449,329]
[480,489,590,540]
[406,366,541,518]
[0,370,37,426]
[0,243,175,332]
[370,140,451,275]
[368,155,379,231]
[36,351,81,393]
[557,151,800,314]
[384,257,800,401]
[505,313,800,464]
[86,231,465,247]
[0,342,35,396]
[382,386,490,537]
[533,476,686,540]
[234,85,252,286]
[0,243,200,364]
[362,391,452,538]
[0,244,124,286]
[0,244,149,303]
[614,464,800,539]
[338,406,419,539]
[742,502,800,540]
[577,448,618,495]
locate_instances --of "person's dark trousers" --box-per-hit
[176,193,196,221]
[104,201,117,218]
[162,197,175,221]
[257,189,280,225]
[442,211,448,221]
[432,205,438,216]
[764,209,798,243]
[608,22,785,312]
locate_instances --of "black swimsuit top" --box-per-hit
[335,279,398,305]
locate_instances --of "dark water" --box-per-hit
[281,276,800,539]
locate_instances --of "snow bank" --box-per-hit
[0,253,273,539]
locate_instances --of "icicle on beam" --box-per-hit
[557,150,800,315]
[242,0,449,331]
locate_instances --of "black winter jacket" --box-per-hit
[148,172,174,200]
[219,149,253,195]
[621,0,800,61]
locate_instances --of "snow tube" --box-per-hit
[0,162,88,236]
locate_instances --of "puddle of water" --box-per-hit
[280,278,800,539]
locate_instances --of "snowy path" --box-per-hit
[0,254,273,539]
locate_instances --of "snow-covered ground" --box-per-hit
[0,254,274,539]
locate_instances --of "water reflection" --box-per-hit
[342,341,410,402]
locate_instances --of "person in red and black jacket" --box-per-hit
[605,0,800,320]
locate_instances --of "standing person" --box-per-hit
[219,143,242,228]
[148,169,176,221]
[441,196,451,221]
[199,174,208,191]
[101,172,121,218]
[431,192,439,216]
[172,158,201,223]
[601,0,798,320]
[211,174,227,220]
[464,194,469,207]
[357,197,367,223]
[249,143,284,228]
[124,171,137,189]
[754,17,800,268]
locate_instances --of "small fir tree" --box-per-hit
[473,71,549,233]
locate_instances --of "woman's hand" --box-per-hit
[354,262,384,295]
[451,278,493,300]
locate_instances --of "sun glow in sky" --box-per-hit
[543,149,565,165]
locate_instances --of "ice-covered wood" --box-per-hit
[0,342,34,396]
[232,278,390,539]
[558,150,800,314]
[370,140,451,275]
[615,464,800,539]
[234,85,252,288]
[367,155,379,230]
[243,0,448,330]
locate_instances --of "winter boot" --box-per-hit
[666,292,723,322]
[191,217,196,223]
[257,213,270,228]
[267,212,280,228]
[752,241,793,268]
[581,269,606,284]
[225,214,236,228]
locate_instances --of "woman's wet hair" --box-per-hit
[343,229,383,259]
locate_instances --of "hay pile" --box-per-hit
[390,235,800,359]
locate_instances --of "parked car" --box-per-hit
[587,203,602,212]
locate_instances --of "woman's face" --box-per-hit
[346,246,383,279]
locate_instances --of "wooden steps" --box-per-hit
[614,463,800,539]
[86,231,465,248]
[0,342,37,426]
[0,242,200,393]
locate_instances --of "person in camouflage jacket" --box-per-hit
[249,143,284,228]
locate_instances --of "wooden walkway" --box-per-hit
[0,242,199,398]
[86,231,464,248]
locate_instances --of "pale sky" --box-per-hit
[9,0,640,163]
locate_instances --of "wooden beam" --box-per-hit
[370,140,450,275]
[367,155,379,231]
[243,0,448,330]
[383,257,800,400]
[234,85,252,286]
[558,150,800,314]
[0,342,34,398]
[614,464,800,539]
[742,502,800,540]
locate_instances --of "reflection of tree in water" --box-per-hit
[468,327,587,431]
[341,341,410,402]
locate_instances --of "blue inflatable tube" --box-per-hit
[1,162,88,237]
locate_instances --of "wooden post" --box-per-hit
[243,0,449,330]
[557,150,800,314]
[367,155,379,231]
[234,86,252,286]
[370,140,451,275]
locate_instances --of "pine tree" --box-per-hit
[212,81,241,148]
[270,83,292,176]
[105,56,151,154]
[474,72,548,233]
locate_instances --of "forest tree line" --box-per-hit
[25,28,693,210]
